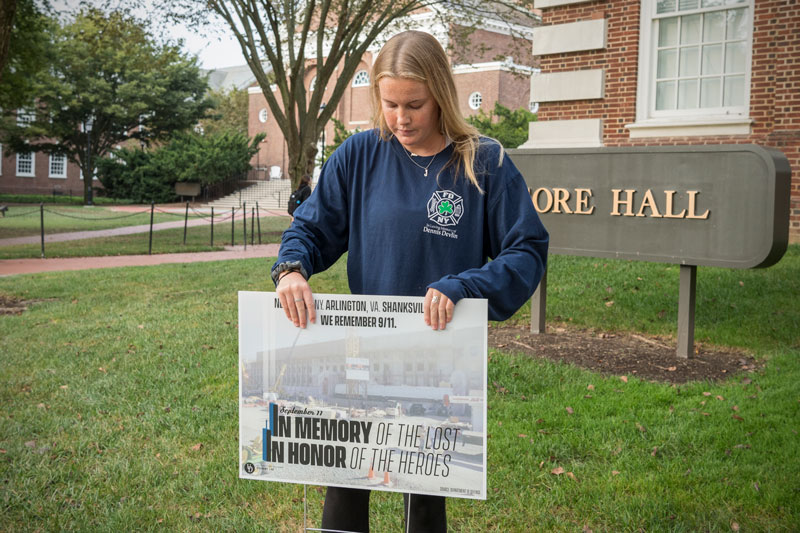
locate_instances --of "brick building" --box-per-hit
[0,133,96,197]
[522,0,799,242]
[247,16,538,180]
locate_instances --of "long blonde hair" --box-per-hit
[371,31,500,191]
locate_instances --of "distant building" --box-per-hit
[0,110,96,197]
[204,64,258,92]
[247,14,540,180]
[521,0,799,242]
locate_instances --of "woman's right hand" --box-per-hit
[276,271,316,328]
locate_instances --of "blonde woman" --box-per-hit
[272,31,548,532]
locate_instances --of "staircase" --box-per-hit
[205,180,292,211]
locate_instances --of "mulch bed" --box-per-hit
[489,324,760,384]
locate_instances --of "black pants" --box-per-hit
[320,487,447,532]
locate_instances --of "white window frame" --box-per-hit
[79,169,98,181]
[16,152,35,177]
[352,70,370,87]
[49,154,67,178]
[629,0,754,138]
[308,76,317,93]
[468,92,483,110]
[258,108,268,123]
[0,144,3,175]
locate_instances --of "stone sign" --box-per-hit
[509,144,791,357]
[510,144,790,269]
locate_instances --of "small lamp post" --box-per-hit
[84,114,94,206]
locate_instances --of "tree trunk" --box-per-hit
[80,160,94,206]
[287,138,319,190]
[0,0,16,83]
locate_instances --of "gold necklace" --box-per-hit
[401,138,444,177]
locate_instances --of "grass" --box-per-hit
[0,247,798,531]
[0,194,130,206]
[0,212,289,259]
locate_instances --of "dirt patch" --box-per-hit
[0,294,30,315]
[0,294,55,315]
[489,324,760,384]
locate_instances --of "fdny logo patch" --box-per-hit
[426,190,463,227]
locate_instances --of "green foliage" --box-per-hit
[160,130,264,185]
[97,131,264,203]
[0,9,211,204]
[199,87,248,136]
[0,0,54,109]
[96,148,172,203]
[0,194,126,205]
[466,102,536,149]
[323,118,360,161]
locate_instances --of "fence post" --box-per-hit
[243,201,247,251]
[149,201,155,255]
[231,207,235,246]
[183,201,189,245]
[40,203,45,259]
[256,202,262,244]
[210,207,214,247]
[251,206,255,246]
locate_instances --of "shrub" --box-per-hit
[97,130,265,202]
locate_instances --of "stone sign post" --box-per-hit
[509,144,791,358]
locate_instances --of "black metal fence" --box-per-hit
[1,202,269,259]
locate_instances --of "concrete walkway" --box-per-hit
[0,244,281,277]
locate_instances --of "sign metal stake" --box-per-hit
[677,264,697,359]
[531,269,547,334]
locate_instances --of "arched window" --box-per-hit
[309,76,317,93]
[258,108,268,123]
[352,70,370,87]
[468,92,482,110]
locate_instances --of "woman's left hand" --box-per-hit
[424,289,454,330]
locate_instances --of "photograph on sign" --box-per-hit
[239,292,488,499]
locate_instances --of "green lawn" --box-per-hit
[0,247,798,531]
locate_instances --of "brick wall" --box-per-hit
[248,90,289,179]
[340,58,374,128]
[536,0,800,242]
[0,150,86,196]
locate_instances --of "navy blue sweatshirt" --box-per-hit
[274,130,548,321]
